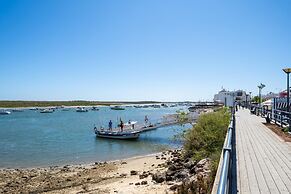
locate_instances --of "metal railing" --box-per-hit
[217,111,235,194]
[261,108,291,128]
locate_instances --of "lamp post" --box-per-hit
[249,92,252,109]
[283,68,291,132]
[245,93,248,109]
[258,83,265,115]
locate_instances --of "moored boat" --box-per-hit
[94,128,139,140]
[0,110,11,115]
[40,109,54,113]
[91,107,99,111]
[12,109,24,112]
[110,106,125,110]
[76,107,88,112]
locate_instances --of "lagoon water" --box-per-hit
[0,106,191,168]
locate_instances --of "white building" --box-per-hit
[213,89,251,107]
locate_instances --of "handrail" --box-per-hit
[217,112,235,194]
[262,108,290,127]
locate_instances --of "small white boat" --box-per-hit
[91,107,99,111]
[40,109,54,113]
[0,110,11,115]
[94,128,140,140]
[76,107,88,112]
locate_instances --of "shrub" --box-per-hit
[183,107,231,163]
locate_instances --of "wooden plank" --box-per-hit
[247,116,291,189]
[243,119,280,193]
[236,119,251,193]
[237,115,261,193]
[236,109,291,193]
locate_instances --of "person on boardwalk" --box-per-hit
[108,120,112,131]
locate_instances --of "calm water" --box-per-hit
[0,106,191,168]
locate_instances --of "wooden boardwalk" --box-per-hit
[236,109,291,194]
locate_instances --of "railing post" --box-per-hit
[281,114,283,128]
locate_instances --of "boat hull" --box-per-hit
[95,131,139,140]
[40,110,53,113]
[76,109,88,112]
[0,111,11,115]
[110,108,125,110]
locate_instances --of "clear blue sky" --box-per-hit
[0,0,290,101]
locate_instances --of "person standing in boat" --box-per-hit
[120,120,124,132]
[145,115,149,126]
[109,120,113,131]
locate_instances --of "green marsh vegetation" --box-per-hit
[181,107,231,192]
[0,101,160,108]
[183,107,230,162]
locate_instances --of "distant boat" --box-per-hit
[91,107,99,111]
[94,128,139,140]
[29,107,38,110]
[110,106,125,110]
[12,109,24,112]
[40,109,53,113]
[0,110,11,115]
[153,105,161,108]
[76,107,88,112]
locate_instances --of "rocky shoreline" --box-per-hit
[0,150,212,194]
[151,150,212,193]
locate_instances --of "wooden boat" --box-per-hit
[110,106,125,110]
[94,128,139,140]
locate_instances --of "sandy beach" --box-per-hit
[0,152,175,194]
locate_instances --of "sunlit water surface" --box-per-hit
[0,106,192,168]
